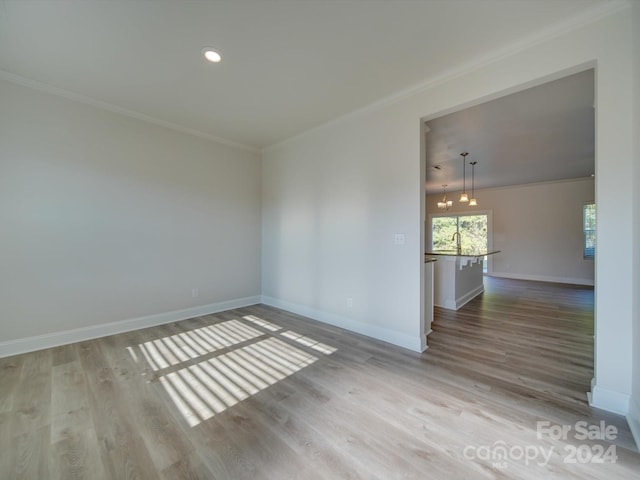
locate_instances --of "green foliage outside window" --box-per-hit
[432,216,458,251]
[583,203,595,259]
[432,215,488,253]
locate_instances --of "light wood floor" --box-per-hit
[1,277,639,479]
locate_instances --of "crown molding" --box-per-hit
[0,69,260,155]
[265,0,630,153]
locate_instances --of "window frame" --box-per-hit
[583,203,596,260]
[428,210,493,273]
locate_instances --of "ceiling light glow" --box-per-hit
[202,48,222,63]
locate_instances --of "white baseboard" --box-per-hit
[436,285,484,311]
[628,395,640,451]
[421,329,433,352]
[588,379,630,415]
[456,285,484,310]
[490,271,594,286]
[261,295,423,353]
[0,295,262,358]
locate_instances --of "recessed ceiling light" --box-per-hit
[202,48,222,63]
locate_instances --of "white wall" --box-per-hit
[262,111,422,350]
[262,6,635,416]
[0,79,262,354]
[426,178,595,285]
[629,0,640,450]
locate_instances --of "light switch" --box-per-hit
[394,233,405,245]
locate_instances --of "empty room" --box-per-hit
[1,1,639,479]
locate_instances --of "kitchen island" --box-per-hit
[425,250,500,310]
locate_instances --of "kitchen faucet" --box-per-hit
[452,231,461,254]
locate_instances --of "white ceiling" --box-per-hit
[425,69,595,193]
[0,0,613,149]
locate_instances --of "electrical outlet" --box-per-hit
[191,288,199,298]
[347,297,353,308]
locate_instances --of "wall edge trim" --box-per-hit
[0,295,262,358]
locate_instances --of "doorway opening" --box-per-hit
[419,67,595,401]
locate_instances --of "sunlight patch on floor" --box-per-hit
[280,330,338,355]
[137,316,336,427]
[242,314,282,332]
[138,319,263,371]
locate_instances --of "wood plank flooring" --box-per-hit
[1,277,639,479]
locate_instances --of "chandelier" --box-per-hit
[437,184,453,210]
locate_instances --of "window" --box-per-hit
[432,214,488,252]
[431,213,489,271]
[583,203,595,259]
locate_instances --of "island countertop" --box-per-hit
[425,250,501,257]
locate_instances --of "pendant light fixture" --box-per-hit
[469,160,478,206]
[459,152,469,202]
[437,184,453,210]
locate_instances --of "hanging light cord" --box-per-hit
[460,152,469,202]
[470,161,476,197]
[462,154,466,194]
